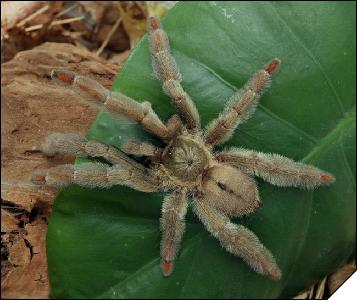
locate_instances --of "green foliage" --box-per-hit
[47,2,356,298]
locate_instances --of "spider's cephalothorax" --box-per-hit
[160,132,211,186]
[32,16,335,280]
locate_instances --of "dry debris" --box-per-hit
[1,1,171,62]
[292,261,356,299]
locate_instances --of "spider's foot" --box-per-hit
[265,58,281,75]
[320,173,335,185]
[51,69,75,86]
[161,259,174,277]
[268,265,282,281]
[31,173,47,185]
[31,165,73,188]
[148,16,162,31]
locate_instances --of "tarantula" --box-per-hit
[32,16,335,280]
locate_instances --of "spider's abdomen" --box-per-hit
[202,165,261,217]
[160,135,210,185]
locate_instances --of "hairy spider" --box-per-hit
[32,16,335,280]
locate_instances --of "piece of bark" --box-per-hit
[1,42,122,299]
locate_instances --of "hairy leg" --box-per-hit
[160,191,187,276]
[192,197,281,280]
[122,140,163,157]
[166,114,183,137]
[51,69,169,139]
[160,190,188,276]
[42,133,148,174]
[121,113,183,157]
[31,162,160,192]
[217,148,335,189]
[204,59,281,147]
[147,16,200,130]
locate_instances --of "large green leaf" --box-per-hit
[47,2,356,298]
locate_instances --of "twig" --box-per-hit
[55,3,79,18]
[16,4,49,27]
[24,16,84,32]
[315,277,327,299]
[61,30,84,39]
[135,1,148,16]
[95,16,123,56]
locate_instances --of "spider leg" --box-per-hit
[51,70,170,139]
[122,140,163,157]
[121,114,183,157]
[160,190,188,276]
[42,133,147,173]
[217,148,335,189]
[31,162,160,192]
[147,16,200,130]
[192,197,281,280]
[204,59,281,147]
[166,114,183,137]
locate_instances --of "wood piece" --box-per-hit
[1,42,121,299]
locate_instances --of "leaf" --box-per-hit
[47,2,356,298]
